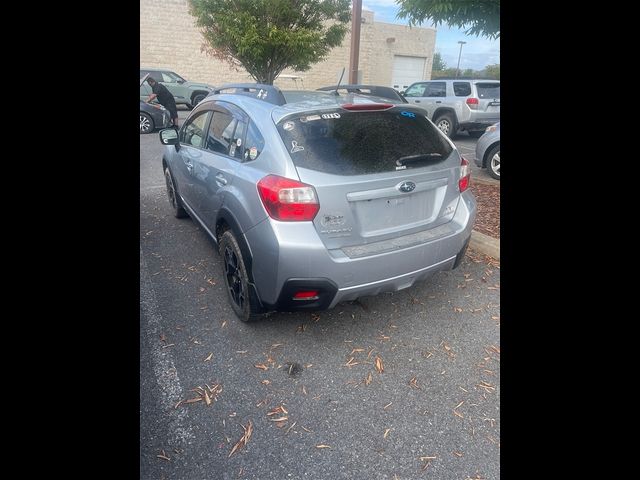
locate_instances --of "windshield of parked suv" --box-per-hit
[277,109,453,175]
[476,83,500,99]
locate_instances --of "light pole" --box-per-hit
[456,41,467,77]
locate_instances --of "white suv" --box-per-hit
[402,79,500,138]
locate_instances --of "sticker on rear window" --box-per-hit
[283,121,295,131]
[249,146,258,160]
[321,113,341,119]
[300,114,321,123]
[401,111,416,118]
[291,141,304,153]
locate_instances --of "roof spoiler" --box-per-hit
[317,84,408,103]
[212,83,287,106]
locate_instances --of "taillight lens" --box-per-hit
[257,175,319,221]
[466,98,479,110]
[459,157,470,192]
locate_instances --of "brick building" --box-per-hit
[140,0,436,91]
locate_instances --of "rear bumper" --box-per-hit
[245,191,476,311]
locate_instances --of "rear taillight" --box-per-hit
[459,157,471,192]
[341,103,394,111]
[257,175,319,221]
[293,290,320,301]
[466,98,479,110]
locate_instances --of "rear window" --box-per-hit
[476,83,500,99]
[277,109,453,175]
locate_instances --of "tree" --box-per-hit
[396,0,500,39]
[188,0,351,84]
[432,51,446,71]
[462,68,474,77]
[483,63,500,79]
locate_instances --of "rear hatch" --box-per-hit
[276,105,464,251]
[474,81,500,113]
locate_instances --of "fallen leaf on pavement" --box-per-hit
[204,353,213,362]
[364,372,372,386]
[384,428,392,439]
[316,445,331,449]
[453,451,463,457]
[375,355,384,373]
[409,376,420,389]
[384,402,393,410]
[228,420,253,458]
[254,363,268,371]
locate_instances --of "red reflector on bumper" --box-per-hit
[293,290,320,300]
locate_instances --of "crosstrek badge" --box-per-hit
[249,147,258,160]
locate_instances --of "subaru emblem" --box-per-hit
[398,181,416,193]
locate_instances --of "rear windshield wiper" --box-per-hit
[395,153,442,166]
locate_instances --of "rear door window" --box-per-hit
[476,83,500,99]
[277,109,453,175]
[453,82,471,96]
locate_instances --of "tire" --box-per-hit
[468,130,484,138]
[164,167,188,218]
[140,112,154,134]
[192,93,207,107]
[486,144,500,180]
[219,230,263,322]
[434,113,457,138]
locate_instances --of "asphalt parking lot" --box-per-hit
[140,112,500,479]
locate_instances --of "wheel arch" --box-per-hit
[483,141,500,167]
[432,107,458,123]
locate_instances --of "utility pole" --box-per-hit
[456,41,466,77]
[349,0,362,84]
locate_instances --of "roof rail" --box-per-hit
[212,83,287,106]
[430,77,499,81]
[317,84,407,103]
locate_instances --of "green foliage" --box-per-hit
[432,51,446,71]
[483,63,500,79]
[189,0,351,84]
[397,0,500,39]
[462,68,474,77]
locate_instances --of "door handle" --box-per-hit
[436,101,442,103]
[414,100,421,103]
[216,173,228,186]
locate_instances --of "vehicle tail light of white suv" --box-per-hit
[459,158,471,192]
[466,98,479,110]
[257,175,320,221]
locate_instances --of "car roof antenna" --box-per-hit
[333,68,346,96]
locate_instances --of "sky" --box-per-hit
[361,0,500,71]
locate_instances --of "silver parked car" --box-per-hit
[474,122,500,180]
[159,84,476,321]
[402,79,500,138]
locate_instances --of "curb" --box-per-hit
[469,230,500,260]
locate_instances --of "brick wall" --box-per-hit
[140,1,436,89]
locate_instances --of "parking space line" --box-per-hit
[140,247,195,446]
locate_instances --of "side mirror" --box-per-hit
[177,79,185,84]
[159,128,179,149]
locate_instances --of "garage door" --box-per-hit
[391,56,426,91]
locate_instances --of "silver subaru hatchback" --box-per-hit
[159,84,476,321]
